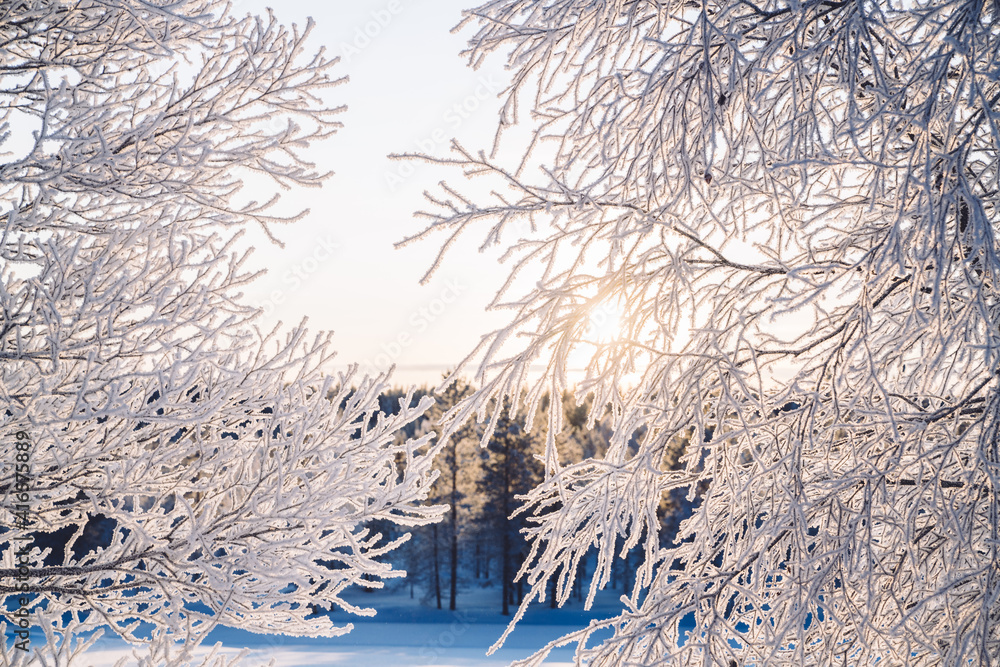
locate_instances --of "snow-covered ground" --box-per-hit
[84,625,579,667]
[82,585,628,666]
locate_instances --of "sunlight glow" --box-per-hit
[584,299,625,344]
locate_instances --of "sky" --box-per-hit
[233,0,516,388]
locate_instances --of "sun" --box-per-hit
[585,299,625,344]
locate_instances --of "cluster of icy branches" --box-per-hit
[0,1,440,663]
[404,0,1000,664]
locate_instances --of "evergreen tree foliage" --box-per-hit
[398,378,481,610]
[476,403,544,616]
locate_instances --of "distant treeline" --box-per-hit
[359,380,701,616]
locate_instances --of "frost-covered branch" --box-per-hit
[0,0,441,661]
[412,0,1000,663]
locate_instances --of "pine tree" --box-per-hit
[399,378,481,610]
[434,380,480,611]
[476,403,543,616]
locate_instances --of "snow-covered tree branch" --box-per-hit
[0,0,441,660]
[406,0,1000,663]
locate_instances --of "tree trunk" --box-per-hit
[432,524,442,610]
[501,528,510,616]
[576,554,586,602]
[622,547,630,595]
[449,527,458,610]
[501,445,511,616]
[449,448,458,611]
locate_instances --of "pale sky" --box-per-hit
[235,0,514,387]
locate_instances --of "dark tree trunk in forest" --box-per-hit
[622,548,631,594]
[501,529,510,616]
[432,523,442,610]
[449,446,458,611]
[501,445,511,616]
[449,525,458,610]
[576,555,586,602]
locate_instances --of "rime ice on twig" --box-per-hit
[414,0,1000,664]
[0,1,440,662]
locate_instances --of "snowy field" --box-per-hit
[79,587,628,666]
[83,624,581,667]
